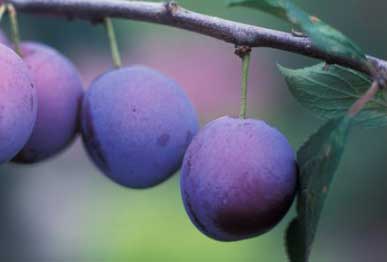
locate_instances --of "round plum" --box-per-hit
[12,42,84,163]
[180,116,298,241]
[81,66,199,189]
[0,44,37,164]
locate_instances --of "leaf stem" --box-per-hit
[348,81,380,117]
[236,47,251,119]
[104,17,122,68]
[7,4,21,56]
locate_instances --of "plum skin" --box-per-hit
[81,66,199,189]
[0,44,37,164]
[12,42,84,163]
[180,116,298,241]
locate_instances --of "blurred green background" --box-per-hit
[1,0,387,261]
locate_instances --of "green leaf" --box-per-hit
[228,0,367,64]
[228,0,292,20]
[278,63,387,128]
[285,218,304,262]
[285,117,352,262]
[301,17,366,63]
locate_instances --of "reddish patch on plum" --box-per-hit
[157,133,170,147]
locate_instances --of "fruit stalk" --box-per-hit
[237,47,251,119]
[7,4,21,56]
[104,17,122,68]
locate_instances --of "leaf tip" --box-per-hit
[226,0,240,7]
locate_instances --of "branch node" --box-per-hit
[369,61,387,89]
[235,46,252,59]
[375,74,387,89]
[165,1,179,16]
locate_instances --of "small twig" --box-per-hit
[348,81,380,117]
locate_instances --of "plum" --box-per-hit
[0,44,37,164]
[81,66,199,189]
[12,42,84,163]
[180,116,298,241]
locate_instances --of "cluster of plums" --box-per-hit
[0,29,298,241]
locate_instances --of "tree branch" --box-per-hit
[7,0,387,76]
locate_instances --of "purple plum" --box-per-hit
[13,42,84,163]
[81,66,199,189]
[0,43,37,164]
[181,116,298,241]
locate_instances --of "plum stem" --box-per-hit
[7,4,21,56]
[104,17,122,68]
[236,46,252,119]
